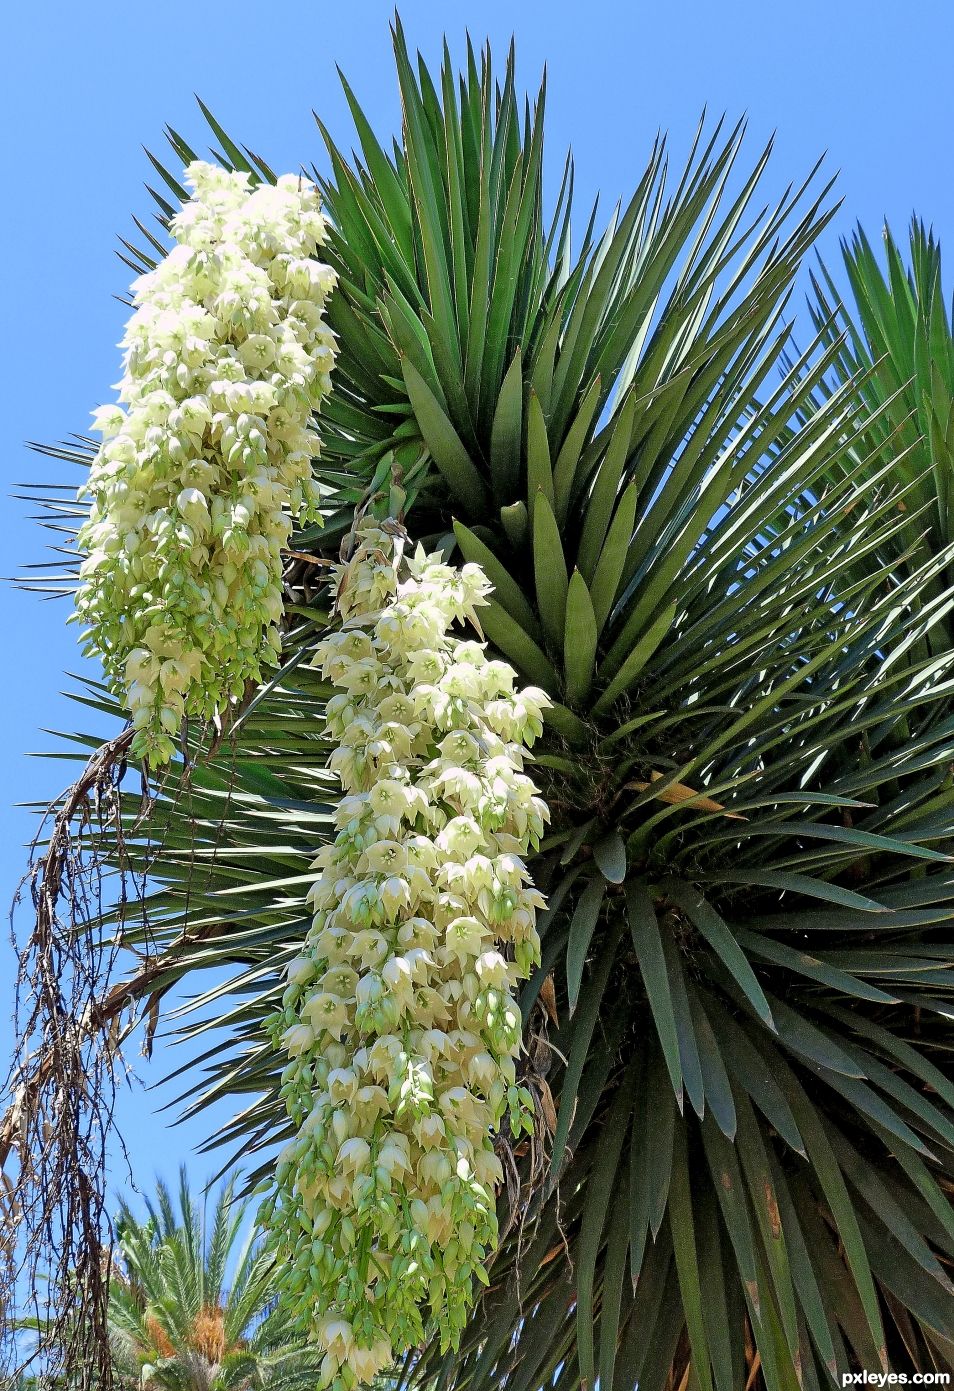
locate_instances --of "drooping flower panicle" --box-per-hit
[261,520,551,1389]
[74,160,337,763]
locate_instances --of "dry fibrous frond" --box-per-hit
[3,729,140,1390]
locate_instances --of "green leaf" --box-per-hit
[593,829,627,884]
[500,499,529,548]
[696,1192,739,1391]
[563,570,599,707]
[701,1119,763,1325]
[575,1065,637,1391]
[401,356,487,515]
[578,391,637,580]
[489,349,524,501]
[732,1092,801,1365]
[739,820,953,865]
[589,482,639,633]
[688,988,737,1140]
[638,1055,677,1244]
[453,519,541,639]
[779,1072,888,1365]
[708,1011,805,1155]
[594,601,677,713]
[664,878,775,1030]
[626,886,683,1103]
[553,374,602,523]
[526,390,555,521]
[599,1151,634,1391]
[767,997,866,1078]
[668,1125,714,1391]
[566,876,607,1013]
[659,926,706,1118]
[336,69,414,262]
[196,101,256,174]
[533,491,569,648]
[735,929,898,1006]
[548,922,624,1184]
[703,869,889,915]
[478,597,557,691]
[542,700,590,743]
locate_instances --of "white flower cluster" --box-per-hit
[73,160,338,763]
[261,520,551,1390]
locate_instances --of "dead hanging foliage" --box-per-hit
[1,726,144,1390]
[1,547,336,1388]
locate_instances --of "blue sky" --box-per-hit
[3,0,953,1212]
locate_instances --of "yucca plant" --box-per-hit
[11,19,954,1391]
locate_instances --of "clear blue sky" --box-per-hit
[3,0,953,1211]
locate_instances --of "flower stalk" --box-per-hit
[262,519,551,1389]
[74,161,338,763]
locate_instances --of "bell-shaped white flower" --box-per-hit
[263,520,550,1390]
[74,160,337,764]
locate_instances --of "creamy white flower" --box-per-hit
[285,955,315,986]
[74,160,337,764]
[280,1022,315,1056]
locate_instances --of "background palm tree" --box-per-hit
[103,1170,319,1390]
[16,1171,321,1390]
[16,21,954,1391]
[104,1168,321,1385]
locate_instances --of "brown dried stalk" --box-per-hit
[0,724,230,1388]
[1,727,138,1388]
